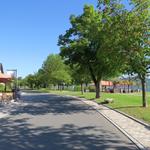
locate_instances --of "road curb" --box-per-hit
[102,104,150,127]
[95,108,146,150]
[68,95,149,127]
[64,95,146,150]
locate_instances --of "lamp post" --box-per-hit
[6,69,17,88]
[6,69,18,100]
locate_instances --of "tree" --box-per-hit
[58,4,126,98]
[17,77,25,88]
[42,54,71,88]
[25,74,37,89]
[122,0,150,107]
[71,66,91,94]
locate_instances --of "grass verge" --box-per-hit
[39,89,150,124]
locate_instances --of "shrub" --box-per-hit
[0,84,4,92]
[88,86,95,92]
[74,85,81,91]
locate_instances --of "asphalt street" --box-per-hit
[0,92,139,150]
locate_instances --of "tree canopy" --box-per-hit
[58,4,126,98]
[122,0,150,107]
[42,54,71,85]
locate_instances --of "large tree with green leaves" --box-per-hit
[58,3,126,98]
[122,0,150,107]
[97,0,150,107]
[25,74,37,89]
[71,66,91,94]
[35,69,49,88]
[42,54,71,86]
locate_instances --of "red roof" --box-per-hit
[0,73,12,83]
[101,81,113,86]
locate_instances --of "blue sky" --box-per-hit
[0,0,129,77]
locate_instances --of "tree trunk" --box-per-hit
[81,83,84,95]
[127,84,130,93]
[43,83,46,88]
[60,84,62,91]
[113,84,116,93]
[4,83,6,92]
[88,64,101,99]
[141,78,147,107]
[62,84,65,90]
[124,84,126,92]
[95,81,100,99]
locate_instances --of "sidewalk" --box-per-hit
[79,98,150,150]
[0,100,25,118]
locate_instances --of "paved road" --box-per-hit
[0,93,139,150]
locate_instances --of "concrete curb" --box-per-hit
[95,108,146,150]
[64,95,146,150]
[102,104,150,127]
[66,95,149,127]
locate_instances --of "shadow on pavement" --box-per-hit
[0,117,137,150]
[10,94,94,116]
[0,93,139,150]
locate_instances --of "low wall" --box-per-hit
[0,92,13,101]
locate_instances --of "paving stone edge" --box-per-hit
[102,104,150,127]
[65,95,146,150]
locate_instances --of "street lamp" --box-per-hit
[6,69,17,88]
[6,69,18,100]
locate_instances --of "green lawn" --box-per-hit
[40,89,150,124]
[98,93,150,124]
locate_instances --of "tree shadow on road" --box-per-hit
[0,117,137,150]
[10,94,95,116]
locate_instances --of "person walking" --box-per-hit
[12,87,21,101]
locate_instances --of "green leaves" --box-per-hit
[42,54,71,84]
[58,0,149,99]
[58,3,127,98]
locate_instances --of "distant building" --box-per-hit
[0,63,12,83]
[101,81,113,86]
